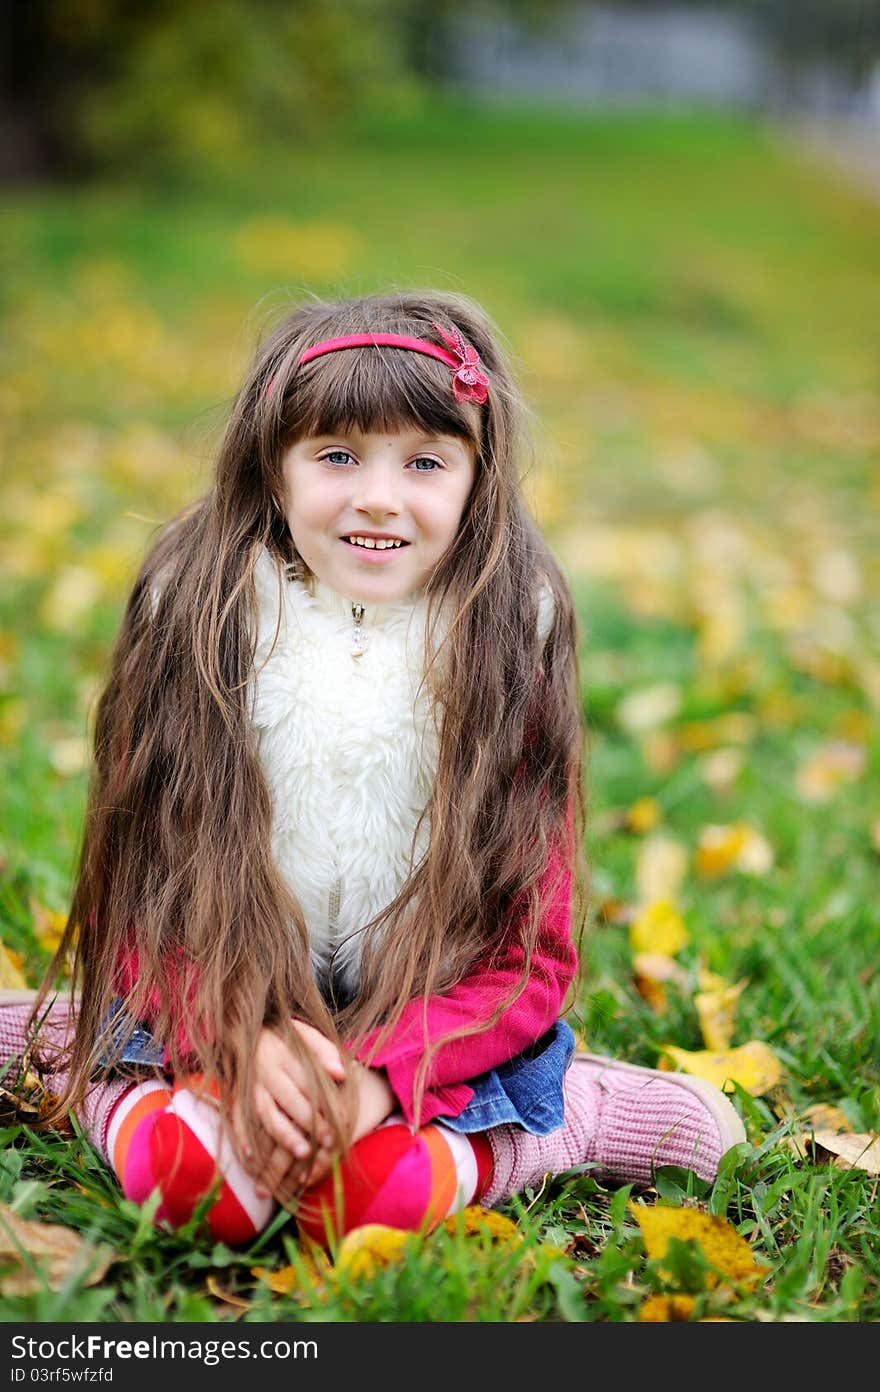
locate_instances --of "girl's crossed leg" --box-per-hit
[1,1000,745,1248]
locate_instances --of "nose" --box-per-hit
[352,457,402,519]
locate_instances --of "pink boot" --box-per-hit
[0,996,129,1161]
[482,1053,747,1206]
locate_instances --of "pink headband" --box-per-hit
[295,321,490,404]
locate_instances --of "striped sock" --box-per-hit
[295,1118,494,1246]
[108,1076,275,1247]
[1,1002,274,1247]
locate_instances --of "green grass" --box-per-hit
[0,98,878,1322]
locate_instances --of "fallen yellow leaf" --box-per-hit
[678,713,756,752]
[694,822,746,877]
[629,900,689,958]
[639,1293,697,1321]
[441,1206,521,1244]
[252,1244,330,1294]
[699,747,744,792]
[695,822,773,878]
[29,901,69,955]
[635,836,688,906]
[640,729,681,774]
[205,1274,251,1310]
[632,953,690,1016]
[333,1225,410,1280]
[694,978,747,1051]
[810,1130,880,1176]
[0,942,27,990]
[625,797,662,834]
[252,1264,298,1295]
[616,683,682,733]
[796,741,866,803]
[658,1040,783,1095]
[798,1102,852,1133]
[630,1202,765,1289]
[0,1205,114,1296]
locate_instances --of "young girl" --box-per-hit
[1,289,745,1248]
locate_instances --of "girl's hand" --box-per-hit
[350,1061,396,1142]
[280,1062,398,1193]
[237,1020,345,1200]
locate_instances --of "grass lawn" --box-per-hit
[0,99,878,1322]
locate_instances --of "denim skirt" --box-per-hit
[98,999,575,1138]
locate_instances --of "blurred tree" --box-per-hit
[0,0,579,180]
[0,0,413,178]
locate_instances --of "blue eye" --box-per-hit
[322,450,354,465]
[409,456,442,471]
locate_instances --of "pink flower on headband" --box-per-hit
[432,321,490,404]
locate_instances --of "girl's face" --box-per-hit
[281,427,476,603]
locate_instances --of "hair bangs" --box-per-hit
[284,345,481,449]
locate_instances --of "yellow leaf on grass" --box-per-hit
[205,1274,251,1310]
[48,736,89,778]
[333,1225,409,1280]
[442,1206,521,1245]
[635,836,688,905]
[695,822,773,878]
[29,901,69,955]
[658,1040,783,1096]
[616,683,682,733]
[796,741,866,803]
[0,942,27,990]
[629,901,689,958]
[633,953,689,1016]
[810,1130,880,1175]
[625,797,661,834]
[252,1265,297,1295]
[630,1203,764,1289]
[694,979,747,1051]
[678,713,756,752]
[639,1293,698,1321]
[699,747,744,792]
[798,1102,852,1133]
[0,1204,114,1296]
[252,1247,329,1294]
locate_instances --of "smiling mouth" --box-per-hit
[342,535,410,550]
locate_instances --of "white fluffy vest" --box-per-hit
[248,549,442,998]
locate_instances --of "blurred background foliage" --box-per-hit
[2,0,880,179]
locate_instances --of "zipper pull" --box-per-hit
[350,603,368,658]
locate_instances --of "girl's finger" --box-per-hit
[290,1020,346,1080]
[255,1144,297,1200]
[258,1072,330,1142]
[299,1147,335,1190]
[254,1089,312,1160]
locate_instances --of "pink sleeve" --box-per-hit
[353,837,577,1127]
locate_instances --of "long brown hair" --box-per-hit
[35,287,588,1180]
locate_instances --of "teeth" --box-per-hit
[346,536,404,549]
